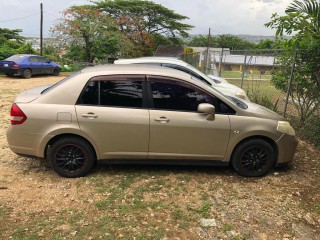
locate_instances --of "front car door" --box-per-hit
[75,75,149,159]
[147,76,234,160]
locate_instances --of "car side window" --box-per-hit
[29,57,38,62]
[37,57,48,63]
[78,77,144,108]
[100,80,143,107]
[149,77,235,114]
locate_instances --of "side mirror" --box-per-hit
[198,103,215,121]
[47,59,52,63]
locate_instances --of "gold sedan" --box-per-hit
[6,65,297,178]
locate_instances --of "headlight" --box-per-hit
[277,121,295,136]
[235,91,248,100]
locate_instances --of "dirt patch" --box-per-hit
[0,75,319,239]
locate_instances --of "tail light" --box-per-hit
[13,62,19,69]
[10,104,27,125]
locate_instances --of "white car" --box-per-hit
[114,57,249,101]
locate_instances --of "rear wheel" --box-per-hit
[48,137,95,178]
[52,68,60,76]
[22,69,32,79]
[231,139,275,177]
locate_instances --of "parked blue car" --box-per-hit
[0,54,61,79]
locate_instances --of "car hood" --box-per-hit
[245,101,284,121]
[13,85,51,103]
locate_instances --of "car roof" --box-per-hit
[114,57,189,66]
[80,64,193,80]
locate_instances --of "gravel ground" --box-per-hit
[0,75,319,240]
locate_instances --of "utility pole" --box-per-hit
[40,3,43,56]
[205,28,211,74]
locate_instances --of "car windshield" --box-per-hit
[5,55,26,61]
[41,72,80,94]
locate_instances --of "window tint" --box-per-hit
[81,81,99,105]
[29,56,38,62]
[79,78,143,108]
[37,57,48,63]
[100,80,143,107]
[150,78,235,114]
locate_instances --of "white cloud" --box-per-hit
[0,0,292,37]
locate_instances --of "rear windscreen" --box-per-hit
[5,55,26,61]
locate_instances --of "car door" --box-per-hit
[38,56,51,74]
[147,76,233,160]
[28,56,42,75]
[75,75,150,159]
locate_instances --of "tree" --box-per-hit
[187,35,217,47]
[255,39,277,49]
[0,28,35,59]
[94,0,193,55]
[215,35,255,50]
[187,34,254,50]
[51,5,120,63]
[0,28,25,43]
[266,0,320,125]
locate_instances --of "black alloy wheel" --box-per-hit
[232,139,275,177]
[49,137,95,178]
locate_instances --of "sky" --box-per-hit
[0,0,293,38]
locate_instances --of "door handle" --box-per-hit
[154,117,169,123]
[81,113,98,119]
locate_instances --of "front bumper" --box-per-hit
[276,133,298,164]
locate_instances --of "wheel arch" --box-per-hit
[44,133,97,161]
[230,135,279,166]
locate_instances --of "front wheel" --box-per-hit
[52,68,60,76]
[231,139,276,177]
[48,137,95,178]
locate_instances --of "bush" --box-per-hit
[297,113,320,147]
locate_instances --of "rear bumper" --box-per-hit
[0,68,21,75]
[276,134,298,164]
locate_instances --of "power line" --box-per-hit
[0,12,39,23]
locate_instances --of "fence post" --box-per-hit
[283,51,297,118]
[218,48,224,77]
[240,52,247,89]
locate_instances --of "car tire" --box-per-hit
[231,139,276,177]
[52,68,60,76]
[48,137,95,178]
[22,69,32,79]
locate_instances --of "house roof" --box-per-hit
[214,55,276,66]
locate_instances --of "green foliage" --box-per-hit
[298,113,320,147]
[52,5,119,63]
[0,28,25,43]
[94,0,192,56]
[0,28,35,60]
[254,39,277,49]
[266,0,320,126]
[187,34,255,50]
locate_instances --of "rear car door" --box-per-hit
[38,56,52,74]
[28,56,42,75]
[147,76,233,160]
[75,75,149,159]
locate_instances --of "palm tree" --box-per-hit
[265,0,320,38]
